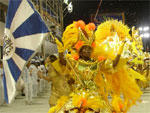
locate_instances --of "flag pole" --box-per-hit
[94,0,103,22]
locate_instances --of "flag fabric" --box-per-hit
[3,0,49,104]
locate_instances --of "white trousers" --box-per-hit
[32,84,38,97]
[42,79,46,90]
[45,80,49,88]
[24,83,33,102]
[38,79,43,92]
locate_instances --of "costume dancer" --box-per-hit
[48,20,145,113]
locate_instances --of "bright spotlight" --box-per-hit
[143,33,149,38]
[143,26,149,31]
[140,34,144,37]
[139,27,142,31]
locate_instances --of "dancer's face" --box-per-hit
[79,45,92,60]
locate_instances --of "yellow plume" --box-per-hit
[95,20,131,42]
[62,22,79,50]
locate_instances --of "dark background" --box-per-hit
[64,0,150,51]
[64,0,149,28]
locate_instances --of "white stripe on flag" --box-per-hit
[15,33,48,50]
[3,60,16,104]
[5,28,14,38]
[10,0,34,32]
[12,53,26,71]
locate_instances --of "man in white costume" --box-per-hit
[34,60,42,93]
[36,59,45,93]
[23,62,33,104]
[29,59,38,97]
[39,60,47,90]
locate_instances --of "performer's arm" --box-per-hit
[113,55,121,67]
[41,75,51,82]
[38,70,51,82]
[50,32,66,65]
[55,38,66,66]
[59,52,66,66]
[113,42,126,67]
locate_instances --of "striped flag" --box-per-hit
[3,0,49,103]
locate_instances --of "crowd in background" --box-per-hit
[0,54,51,106]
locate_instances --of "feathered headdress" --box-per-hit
[95,19,131,43]
[91,20,132,60]
[62,20,96,52]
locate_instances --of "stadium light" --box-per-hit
[143,26,149,31]
[139,27,142,31]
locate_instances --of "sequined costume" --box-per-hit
[126,27,150,88]
[44,59,71,106]
[48,20,145,113]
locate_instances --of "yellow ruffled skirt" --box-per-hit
[102,66,145,112]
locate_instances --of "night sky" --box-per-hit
[64,0,150,51]
[64,0,150,29]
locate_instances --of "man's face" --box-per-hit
[80,46,92,59]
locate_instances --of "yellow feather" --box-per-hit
[95,20,131,42]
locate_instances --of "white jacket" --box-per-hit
[29,64,38,85]
[23,67,32,83]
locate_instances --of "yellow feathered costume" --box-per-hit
[93,20,145,112]
[48,20,145,113]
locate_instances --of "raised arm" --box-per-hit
[113,41,126,67]
[55,38,66,66]
[38,67,53,82]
